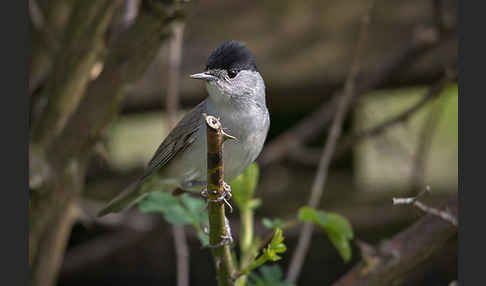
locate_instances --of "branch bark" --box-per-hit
[204,115,236,286]
[333,195,457,286]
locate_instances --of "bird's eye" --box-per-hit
[227,69,238,78]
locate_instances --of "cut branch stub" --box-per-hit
[204,114,225,201]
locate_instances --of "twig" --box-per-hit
[393,189,458,227]
[204,115,236,286]
[286,1,376,283]
[165,20,189,286]
[334,195,458,285]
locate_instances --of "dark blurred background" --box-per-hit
[29,0,458,285]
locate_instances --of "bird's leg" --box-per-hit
[200,186,208,199]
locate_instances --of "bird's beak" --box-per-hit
[190,72,217,81]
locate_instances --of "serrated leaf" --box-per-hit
[298,206,354,262]
[269,228,285,249]
[245,227,287,274]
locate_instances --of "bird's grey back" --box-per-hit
[141,102,206,181]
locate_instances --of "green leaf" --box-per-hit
[298,206,354,262]
[231,163,260,209]
[262,218,286,229]
[196,231,209,247]
[138,192,208,226]
[245,227,287,273]
[248,265,295,286]
[180,194,209,226]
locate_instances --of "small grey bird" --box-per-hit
[98,41,270,217]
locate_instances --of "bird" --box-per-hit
[97,40,270,217]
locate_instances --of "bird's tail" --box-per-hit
[97,181,147,217]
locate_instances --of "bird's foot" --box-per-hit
[223,181,232,200]
[200,181,233,213]
[200,187,208,199]
[207,216,233,248]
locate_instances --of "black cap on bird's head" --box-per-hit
[190,41,258,81]
[205,41,258,72]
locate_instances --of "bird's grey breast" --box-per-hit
[206,98,269,181]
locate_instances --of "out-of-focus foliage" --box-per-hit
[355,84,458,192]
[231,162,261,210]
[138,191,209,246]
[262,218,286,229]
[298,207,354,262]
[248,265,295,286]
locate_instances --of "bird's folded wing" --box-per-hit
[140,101,205,181]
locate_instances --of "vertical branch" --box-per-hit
[235,204,254,286]
[165,21,185,127]
[205,115,236,286]
[172,224,190,286]
[165,20,189,286]
[286,1,376,283]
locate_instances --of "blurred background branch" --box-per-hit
[165,19,190,286]
[286,0,375,282]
